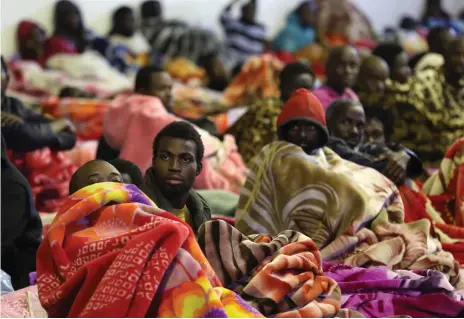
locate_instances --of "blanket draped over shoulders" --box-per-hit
[36,182,263,318]
[235,141,461,284]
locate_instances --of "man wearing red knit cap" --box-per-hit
[276,88,329,155]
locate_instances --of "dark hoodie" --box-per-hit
[1,134,42,289]
[140,167,211,233]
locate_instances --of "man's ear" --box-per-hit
[196,162,202,176]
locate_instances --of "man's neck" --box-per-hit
[164,191,190,210]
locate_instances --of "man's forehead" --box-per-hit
[158,137,196,153]
[151,72,172,84]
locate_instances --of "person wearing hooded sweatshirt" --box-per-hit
[1,134,43,290]
[276,88,329,155]
[272,1,315,53]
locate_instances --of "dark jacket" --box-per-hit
[140,167,211,233]
[327,137,388,172]
[1,96,76,153]
[1,134,42,290]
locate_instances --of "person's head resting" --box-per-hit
[326,45,360,93]
[363,104,394,145]
[277,88,329,154]
[241,0,257,25]
[109,158,143,187]
[17,20,46,60]
[372,42,411,84]
[110,6,136,37]
[1,56,10,101]
[326,99,366,148]
[69,160,123,195]
[54,0,83,36]
[443,35,464,86]
[151,121,204,201]
[356,55,390,95]
[296,1,314,28]
[279,61,315,102]
[427,26,455,55]
[141,0,162,21]
[135,66,173,111]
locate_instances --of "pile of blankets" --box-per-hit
[235,141,460,284]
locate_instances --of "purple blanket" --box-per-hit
[323,262,464,318]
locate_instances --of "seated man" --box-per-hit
[326,99,411,185]
[109,158,143,187]
[313,45,360,110]
[68,159,123,194]
[1,134,42,290]
[353,55,390,106]
[141,121,211,233]
[227,61,316,164]
[1,56,76,153]
[391,36,464,167]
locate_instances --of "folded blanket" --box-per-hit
[323,262,464,318]
[104,93,247,193]
[36,182,263,317]
[197,220,364,318]
[236,141,460,284]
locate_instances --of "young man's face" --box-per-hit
[149,72,173,110]
[331,103,366,148]
[283,120,321,154]
[327,47,360,90]
[152,137,199,199]
[71,161,123,194]
[357,59,389,94]
[364,118,386,145]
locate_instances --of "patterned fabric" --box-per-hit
[8,148,77,212]
[0,286,47,318]
[222,55,283,107]
[36,182,263,317]
[198,220,363,318]
[226,97,283,165]
[391,68,464,167]
[166,57,207,85]
[323,262,464,318]
[41,97,110,141]
[235,141,461,283]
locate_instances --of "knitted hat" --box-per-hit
[277,88,329,148]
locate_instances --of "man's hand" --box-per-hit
[384,155,406,186]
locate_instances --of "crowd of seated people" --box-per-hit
[1,0,464,318]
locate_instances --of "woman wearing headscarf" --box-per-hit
[14,20,46,64]
[273,1,316,53]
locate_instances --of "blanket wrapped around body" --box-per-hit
[235,142,460,284]
[197,219,363,318]
[36,182,263,317]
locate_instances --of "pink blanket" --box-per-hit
[103,93,247,193]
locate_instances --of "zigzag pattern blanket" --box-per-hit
[36,182,263,317]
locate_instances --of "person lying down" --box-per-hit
[235,88,461,285]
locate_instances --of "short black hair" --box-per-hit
[279,60,315,87]
[372,43,405,70]
[363,104,394,140]
[109,158,143,187]
[134,66,165,92]
[141,0,162,19]
[113,6,133,23]
[400,16,418,30]
[152,121,204,167]
[326,98,362,130]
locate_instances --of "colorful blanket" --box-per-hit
[8,148,77,212]
[104,93,247,193]
[222,55,282,107]
[36,182,263,317]
[235,141,460,283]
[323,262,464,318]
[197,219,363,318]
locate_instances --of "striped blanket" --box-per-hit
[235,141,460,284]
[36,182,263,317]
[197,220,364,318]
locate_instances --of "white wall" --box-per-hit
[1,0,463,57]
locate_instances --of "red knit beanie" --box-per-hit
[277,88,329,147]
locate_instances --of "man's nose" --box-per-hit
[169,159,181,171]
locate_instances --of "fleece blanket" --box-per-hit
[36,182,263,318]
[323,262,464,318]
[197,219,363,318]
[221,54,282,107]
[8,147,77,212]
[235,141,460,283]
[103,93,247,193]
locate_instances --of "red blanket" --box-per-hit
[36,182,263,317]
